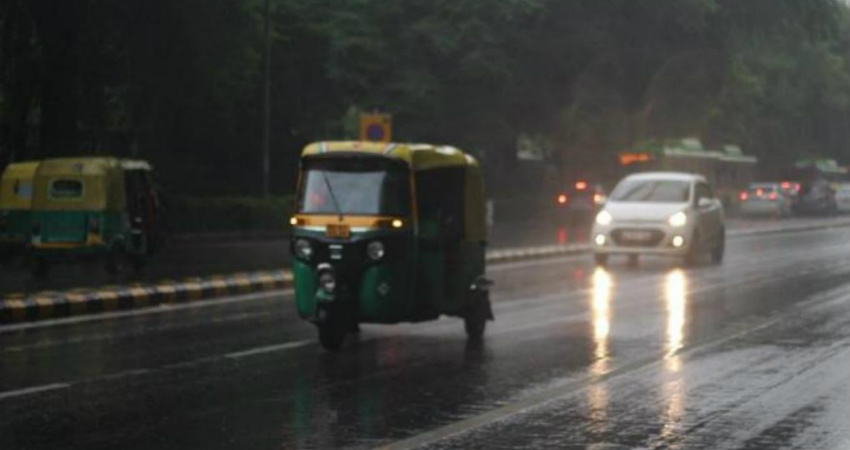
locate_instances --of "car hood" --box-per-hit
[602,201,689,222]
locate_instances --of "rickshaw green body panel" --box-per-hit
[291,141,487,326]
[29,157,150,258]
[0,161,38,246]
[293,228,417,323]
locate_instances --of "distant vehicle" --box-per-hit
[619,138,756,209]
[834,184,850,213]
[739,183,793,217]
[591,172,725,266]
[553,180,606,225]
[793,179,837,216]
[0,161,39,259]
[290,141,493,351]
[29,157,160,276]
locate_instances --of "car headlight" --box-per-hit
[595,210,613,226]
[367,241,385,261]
[668,211,687,227]
[294,239,312,259]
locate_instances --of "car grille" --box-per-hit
[611,229,665,247]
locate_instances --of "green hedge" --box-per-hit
[167,195,295,233]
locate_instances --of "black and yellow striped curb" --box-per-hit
[485,244,589,263]
[0,270,291,324]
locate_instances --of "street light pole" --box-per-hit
[262,0,271,198]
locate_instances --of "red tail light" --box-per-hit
[739,192,748,201]
[768,192,778,201]
[557,194,568,205]
[781,182,791,189]
[575,181,588,191]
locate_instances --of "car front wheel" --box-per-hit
[711,229,725,264]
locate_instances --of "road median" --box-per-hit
[3,217,850,325]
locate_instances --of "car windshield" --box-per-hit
[609,179,690,203]
[298,158,409,216]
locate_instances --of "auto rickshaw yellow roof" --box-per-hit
[1,161,40,179]
[302,141,479,171]
[35,157,122,176]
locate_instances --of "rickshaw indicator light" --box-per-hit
[391,219,403,228]
[318,271,336,293]
[367,241,385,261]
[294,239,313,259]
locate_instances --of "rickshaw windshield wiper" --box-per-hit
[321,170,344,221]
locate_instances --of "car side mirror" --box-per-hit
[698,197,714,209]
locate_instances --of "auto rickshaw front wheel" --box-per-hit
[317,312,348,351]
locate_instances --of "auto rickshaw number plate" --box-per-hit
[326,223,351,238]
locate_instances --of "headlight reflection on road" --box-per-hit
[588,267,613,435]
[665,269,687,362]
[591,267,612,362]
[661,269,688,445]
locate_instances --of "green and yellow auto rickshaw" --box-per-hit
[29,157,159,276]
[291,141,493,350]
[0,161,39,259]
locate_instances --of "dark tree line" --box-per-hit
[2,0,850,195]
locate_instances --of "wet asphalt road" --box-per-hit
[3,225,850,449]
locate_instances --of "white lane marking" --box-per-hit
[0,383,70,400]
[0,289,292,334]
[0,339,315,403]
[225,340,312,359]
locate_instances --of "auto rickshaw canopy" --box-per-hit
[0,161,40,210]
[301,141,479,171]
[301,141,486,242]
[32,157,128,211]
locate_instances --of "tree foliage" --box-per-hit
[1,0,850,194]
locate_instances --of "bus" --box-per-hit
[618,138,757,209]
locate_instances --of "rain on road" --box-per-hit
[3,225,850,450]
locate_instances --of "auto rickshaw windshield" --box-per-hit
[298,158,410,216]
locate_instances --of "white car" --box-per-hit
[591,172,725,266]
[835,184,850,213]
[739,183,793,217]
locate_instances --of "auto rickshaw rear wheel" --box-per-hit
[464,291,492,341]
[105,246,128,275]
[31,256,49,278]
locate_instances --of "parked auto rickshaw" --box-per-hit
[0,161,39,260]
[29,157,159,276]
[291,141,494,350]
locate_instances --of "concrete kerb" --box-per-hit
[2,219,849,325]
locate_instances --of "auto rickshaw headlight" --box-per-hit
[367,241,385,261]
[318,271,336,293]
[294,239,313,259]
